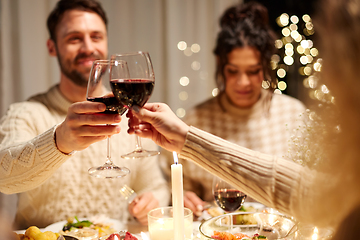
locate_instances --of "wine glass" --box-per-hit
[110,51,160,159]
[212,176,247,230]
[86,59,130,178]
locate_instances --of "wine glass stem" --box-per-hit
[134,135,143,152]
[230,213,233,231]
[105,136,112,165]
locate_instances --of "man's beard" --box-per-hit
[56,52,103,87]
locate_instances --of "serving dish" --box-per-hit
[199,212,298,240]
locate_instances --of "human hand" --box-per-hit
[55,101,122,154]
[127,103,190,153]
[184,191,207,217]
[128,192,159,225]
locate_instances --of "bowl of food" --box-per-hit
[199,212,298,240]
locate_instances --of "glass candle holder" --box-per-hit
[148,206,193,240]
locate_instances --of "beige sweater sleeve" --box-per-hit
[180,127,318,224]
[0,103,70,194]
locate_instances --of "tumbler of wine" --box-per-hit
[86,59,130,178]
[110,51,160,159]
[213,176,247,229]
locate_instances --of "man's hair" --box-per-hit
[47,0,108,42]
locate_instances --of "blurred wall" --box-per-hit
[0,0,240,116]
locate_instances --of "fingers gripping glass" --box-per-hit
[86,60,130,178]
[110,51,160,159]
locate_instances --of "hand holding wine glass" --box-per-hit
[110,51,160,159]
[86,59,130,178]
[213,176,247,229]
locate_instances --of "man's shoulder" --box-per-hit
[5,88,55,117]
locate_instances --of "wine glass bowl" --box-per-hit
[86,60,130,178]
[110,51,160,159]
[212,177,247,230]
[213,177,247,213]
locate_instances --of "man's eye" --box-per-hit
[92,35,103,41]
[68,37,81,42]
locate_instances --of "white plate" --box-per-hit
[44,218,126,233]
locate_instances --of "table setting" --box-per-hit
[12,51,333,240]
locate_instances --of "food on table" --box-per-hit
[104,233,121,240]
[212,231,267,240]
[61,216,116,237]
[103,232,138,240]
[124,231,138,240]
[15,226,59,240]
[207,205,258,225]
[63,228,98,239]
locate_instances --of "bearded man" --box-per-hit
[0,0,169,229]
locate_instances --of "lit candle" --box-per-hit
[171,152,185,240]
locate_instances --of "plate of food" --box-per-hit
[199,212,298,240]
[44,216,126,238]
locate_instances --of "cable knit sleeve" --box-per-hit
[179,126,318,224]
[0,102,71,194]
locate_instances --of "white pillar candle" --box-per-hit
[171,152,185,240]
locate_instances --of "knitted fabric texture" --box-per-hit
[160,90,306,202]
[0,85,170,229]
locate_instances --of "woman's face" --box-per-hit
[223,46,263,108]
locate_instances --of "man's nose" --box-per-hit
[80,36,96,54]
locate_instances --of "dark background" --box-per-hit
[245,0,320,105]
[247,0,319,31]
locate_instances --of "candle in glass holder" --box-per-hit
[147,207,193,240]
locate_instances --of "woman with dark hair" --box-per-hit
[160,1,306,215]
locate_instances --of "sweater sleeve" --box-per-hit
[179,126,318,223]
[0,103,71,194]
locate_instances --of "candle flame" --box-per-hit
[173,151,179,164]
[312,227,319,240]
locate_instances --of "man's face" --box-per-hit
[53,10,108,87]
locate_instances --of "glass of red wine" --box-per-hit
[86,59,130,178]
[110,51,160,159]
[212,176,247,230]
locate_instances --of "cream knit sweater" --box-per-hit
[161,90,306,202]
[0,85,170,229]
[179,126,318,225]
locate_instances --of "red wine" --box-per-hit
[110,79,154,108]
[214,189,246,212]
[87,96,126,115]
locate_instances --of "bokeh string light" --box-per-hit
[275,13,339,168]
[175,41,205,118]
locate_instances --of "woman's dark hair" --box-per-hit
[214,1,277,93]
[47,0,108,42]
